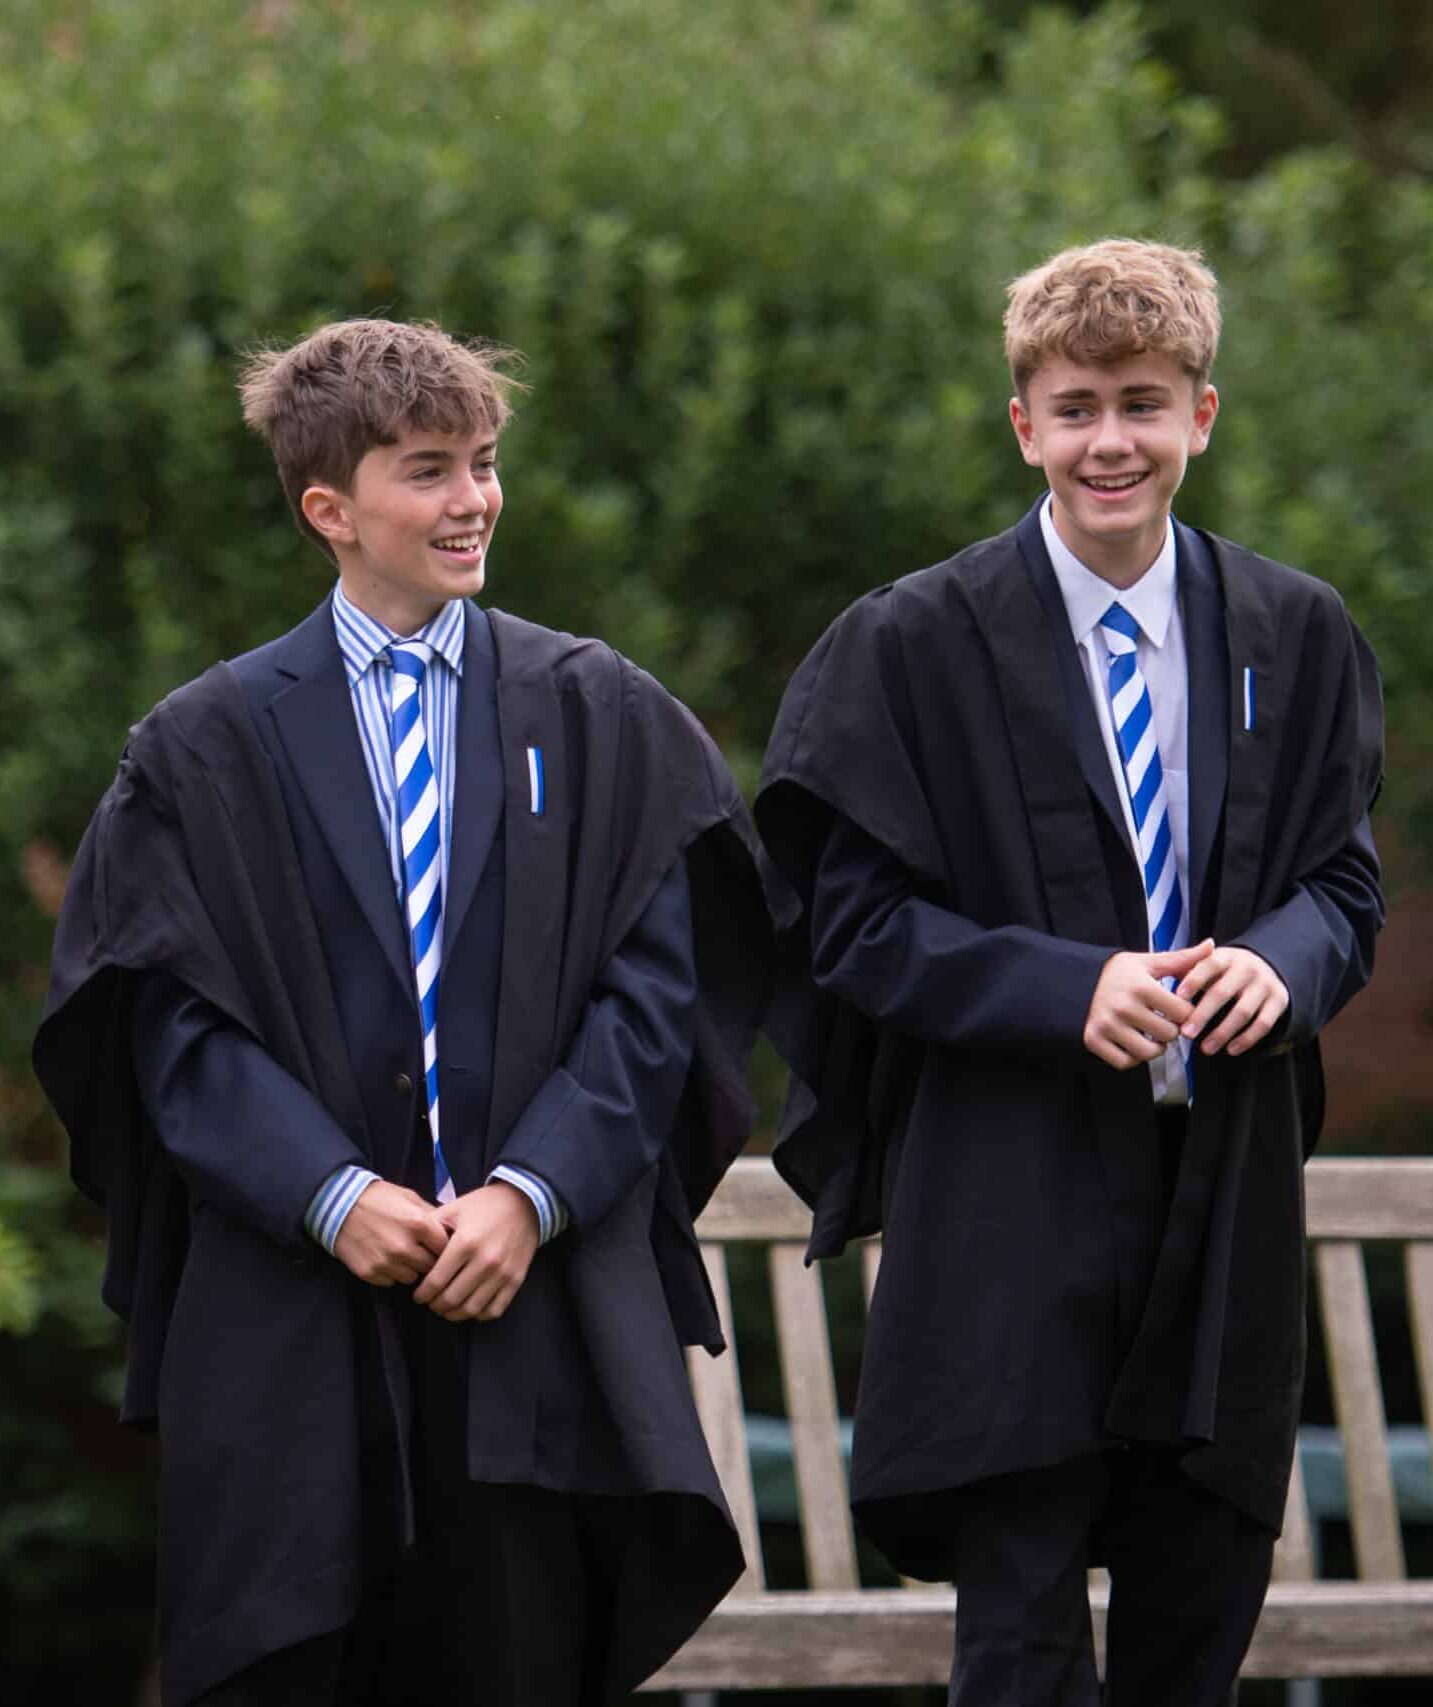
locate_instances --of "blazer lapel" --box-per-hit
[264,601,413,998]
[442,603,504,959]
[1207,535,1281,942]
[970,512,1127,947]
[483,611,573,1147]
[1174,521,1229,936]
[1014,508,1136,858]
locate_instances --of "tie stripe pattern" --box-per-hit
[388,641,453,1202]
[1099,601,1185,954]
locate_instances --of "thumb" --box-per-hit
[1147,939,1214,978]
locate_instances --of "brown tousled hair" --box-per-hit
[238,318,522,560]
[1003,239,1220,396]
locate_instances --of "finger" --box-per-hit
[1125,999,1182,1042]
[1148,940,1214,980]
[1226,996,1281,1057]
[412,1216,451,1258]
[412,1244,464,1305]
[429,1274,487,1321]
[476,1281,518,1322]
[434,1265,505,1321]
[1180,969,1244,1036]
[1200,988,1265,1055]
[1105,1023,1163,1065]
[1138,980,1195,1026]
[1085,1024,1135,1069]
[407,1242,441,1278]
[1174,954,1227,1001]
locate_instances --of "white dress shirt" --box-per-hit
[303,587,568,1253]
[1039,497,1191,1104]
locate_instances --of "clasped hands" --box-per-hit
[332,1178,539,1321]
[1083,938,1289,1072]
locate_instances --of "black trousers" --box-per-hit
[194,1304,620,1707]
[944,1447,1276,1707]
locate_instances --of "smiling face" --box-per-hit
[300,423,503,634]
[1009,352,1218,586]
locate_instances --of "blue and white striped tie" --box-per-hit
[1099,601,1186,955]
[388,641,453,1203]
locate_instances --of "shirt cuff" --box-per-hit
[488,1165,570,1244]
[304,1164,381,1254]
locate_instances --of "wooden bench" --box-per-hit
[646,1157,1433,1690]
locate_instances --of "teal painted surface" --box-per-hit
[743,1417,1433,1525]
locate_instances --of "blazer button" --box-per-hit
[394,1072,413,1095]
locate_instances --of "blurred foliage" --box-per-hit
[978,0,1433,176]
[1,0,1431,1695]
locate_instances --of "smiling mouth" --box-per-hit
[1080,472,1150,493]
[432,530,486,555]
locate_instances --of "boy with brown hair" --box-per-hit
[757,240,1383,1704]
[35,319,769,1705]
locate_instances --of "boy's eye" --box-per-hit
[474,459,498,476]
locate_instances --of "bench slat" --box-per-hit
[644,1582,1433,1689]
[1406,1244,1433,1464]
[686,1244,766,1592]
[696,1157,1433,1243]
[1271,1443,1316,1583]
[769,1245,861,1589]
[1315,1241,1406,1580]
[1305,1161,1433,1240]
[861,1240,881,1309]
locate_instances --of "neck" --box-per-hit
[336,572,445,638]
[1048,501,1167,590]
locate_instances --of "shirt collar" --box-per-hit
[1038,494,1177,650]
[331,583,467,686]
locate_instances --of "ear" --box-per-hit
[1009,395,1043,468]
[300,483,356,548]
[1188,384,1219,457]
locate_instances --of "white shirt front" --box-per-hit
[1039,496,1191,1104]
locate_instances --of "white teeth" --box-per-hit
[434,532,484,550]
[1085,473,1145,490]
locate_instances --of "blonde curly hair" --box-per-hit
[1004,240,1220,395]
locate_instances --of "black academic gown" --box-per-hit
[756,506,1383,1578]
[34,601,771,1704]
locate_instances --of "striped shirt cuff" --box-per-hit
[489,1165,569,1245]
[305,1164,381,1254]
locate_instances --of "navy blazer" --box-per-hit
[131,596,698,1243]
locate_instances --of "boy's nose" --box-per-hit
[1091,410,1134,455]
[449,474,488,513]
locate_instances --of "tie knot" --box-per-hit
[1099,600,1140,652]
[388,639,434,678]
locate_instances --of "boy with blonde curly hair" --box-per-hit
[758,241,1383,1705]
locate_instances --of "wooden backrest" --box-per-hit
[690,1157,1433,1593]
[1277,1161,1433,1582]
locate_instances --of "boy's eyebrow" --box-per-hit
[1047,382,1175,402]
[396,438,498,463]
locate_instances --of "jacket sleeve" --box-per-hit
[809,812,1111,1054]
[132,971,370,1250]
[491,856,697,1229]
[1230,812,1383,1042]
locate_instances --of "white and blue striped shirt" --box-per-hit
[304,584,568,1252]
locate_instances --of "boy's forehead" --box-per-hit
[364,420,499,466]
[1028,350,1193,398]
